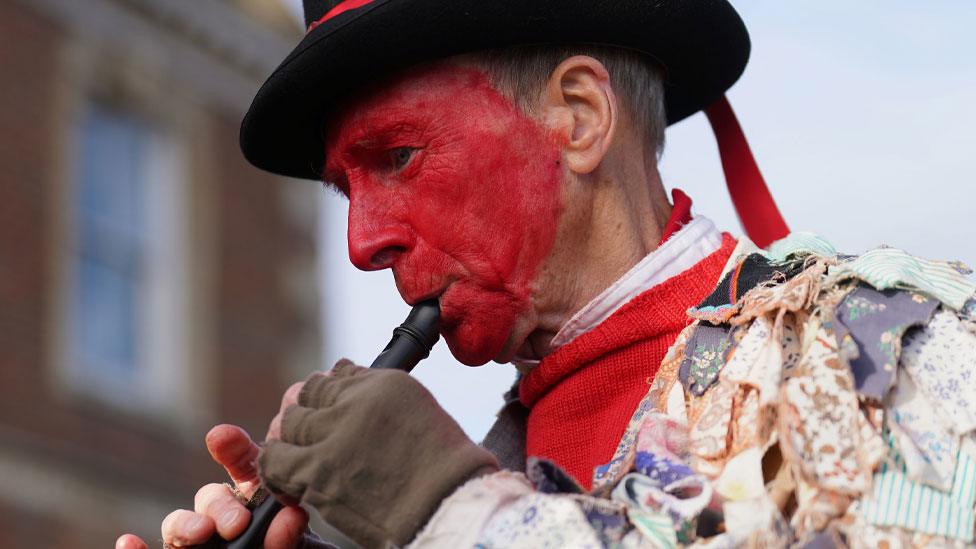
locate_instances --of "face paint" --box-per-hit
[324,64,564,366]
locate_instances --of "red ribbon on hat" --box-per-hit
[705,95,789,248]
[307,0,376,33]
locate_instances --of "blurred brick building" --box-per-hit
[0,0,323,546]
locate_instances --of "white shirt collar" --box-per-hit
[513,216,723,370]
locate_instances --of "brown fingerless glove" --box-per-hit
[258,361,499,548]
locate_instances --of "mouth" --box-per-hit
[402,281,452,308]
[396,272,462,329]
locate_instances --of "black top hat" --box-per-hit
[240,0,751,181]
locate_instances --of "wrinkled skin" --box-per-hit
[325,64,565,365]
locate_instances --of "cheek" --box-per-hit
[400,120,562,365]
[446,121,563,293]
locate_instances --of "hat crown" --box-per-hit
[303,0,342,29]
[243,0,751,182]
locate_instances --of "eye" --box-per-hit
[388,147,417,171]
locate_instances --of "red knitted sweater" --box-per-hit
[519,233,736,489]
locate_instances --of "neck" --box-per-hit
[520,149,672,361]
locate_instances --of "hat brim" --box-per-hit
[240,0,750,180]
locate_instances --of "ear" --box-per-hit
[541,56,618,175]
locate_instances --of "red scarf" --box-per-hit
[519,202,735,489]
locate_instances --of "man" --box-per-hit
[118,1,976,548]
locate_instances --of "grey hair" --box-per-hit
[467,45,668,158]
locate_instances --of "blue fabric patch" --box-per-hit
[635,451,695,488]
[525,457,584,494]
[833,285,939,401]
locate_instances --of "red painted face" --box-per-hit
[324,64,564,366]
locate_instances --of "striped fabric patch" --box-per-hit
[627,508,677,548]
[828,247,976,311]
[860,443,976,541]
[762,231,838,262]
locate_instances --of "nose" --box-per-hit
[347,199,415,272]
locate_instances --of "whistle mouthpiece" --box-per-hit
[370,300,441,372]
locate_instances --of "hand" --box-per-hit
[115,424,310,549]
[259,361,499,547]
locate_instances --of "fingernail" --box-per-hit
[221,508,241,529]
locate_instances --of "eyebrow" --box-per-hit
[334,110,427,151]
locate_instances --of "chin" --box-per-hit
[441,308,525,366]
[439,285,531,366]
[443,322,506,366]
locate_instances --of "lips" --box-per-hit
[398,276,454,319]
[404,288,444,306]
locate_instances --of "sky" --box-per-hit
[283,1,976,440]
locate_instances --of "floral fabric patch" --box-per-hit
[678,325,732,396]
[611,472,713,530]
[632,412,695,488]
[570,495,630,547]
[901,309,976,435]
[688,381,735,461]
[720,315,798,407]
[780,322,882,494]
[833,285,939,401]
[476,491,604,548]
[888,373,959,491]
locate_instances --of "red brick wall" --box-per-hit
[0,0,212,478]
[0,0,60,409]
[212,111,314,436]
[0,2,320,546]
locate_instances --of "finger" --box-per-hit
[329,358,357,375]
[114,534,149,549]
[267,381,306,441]
[205,424,261,496]
[193,483,251,540]
[267,411,285,442]
[264,413,284,440]
[161,509,215,547]
[281,381,305,412]
[264,505,309,549]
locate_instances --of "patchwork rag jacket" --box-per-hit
[410,231,976,548]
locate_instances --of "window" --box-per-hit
[72,103,147,386]
[62,100,192,417]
